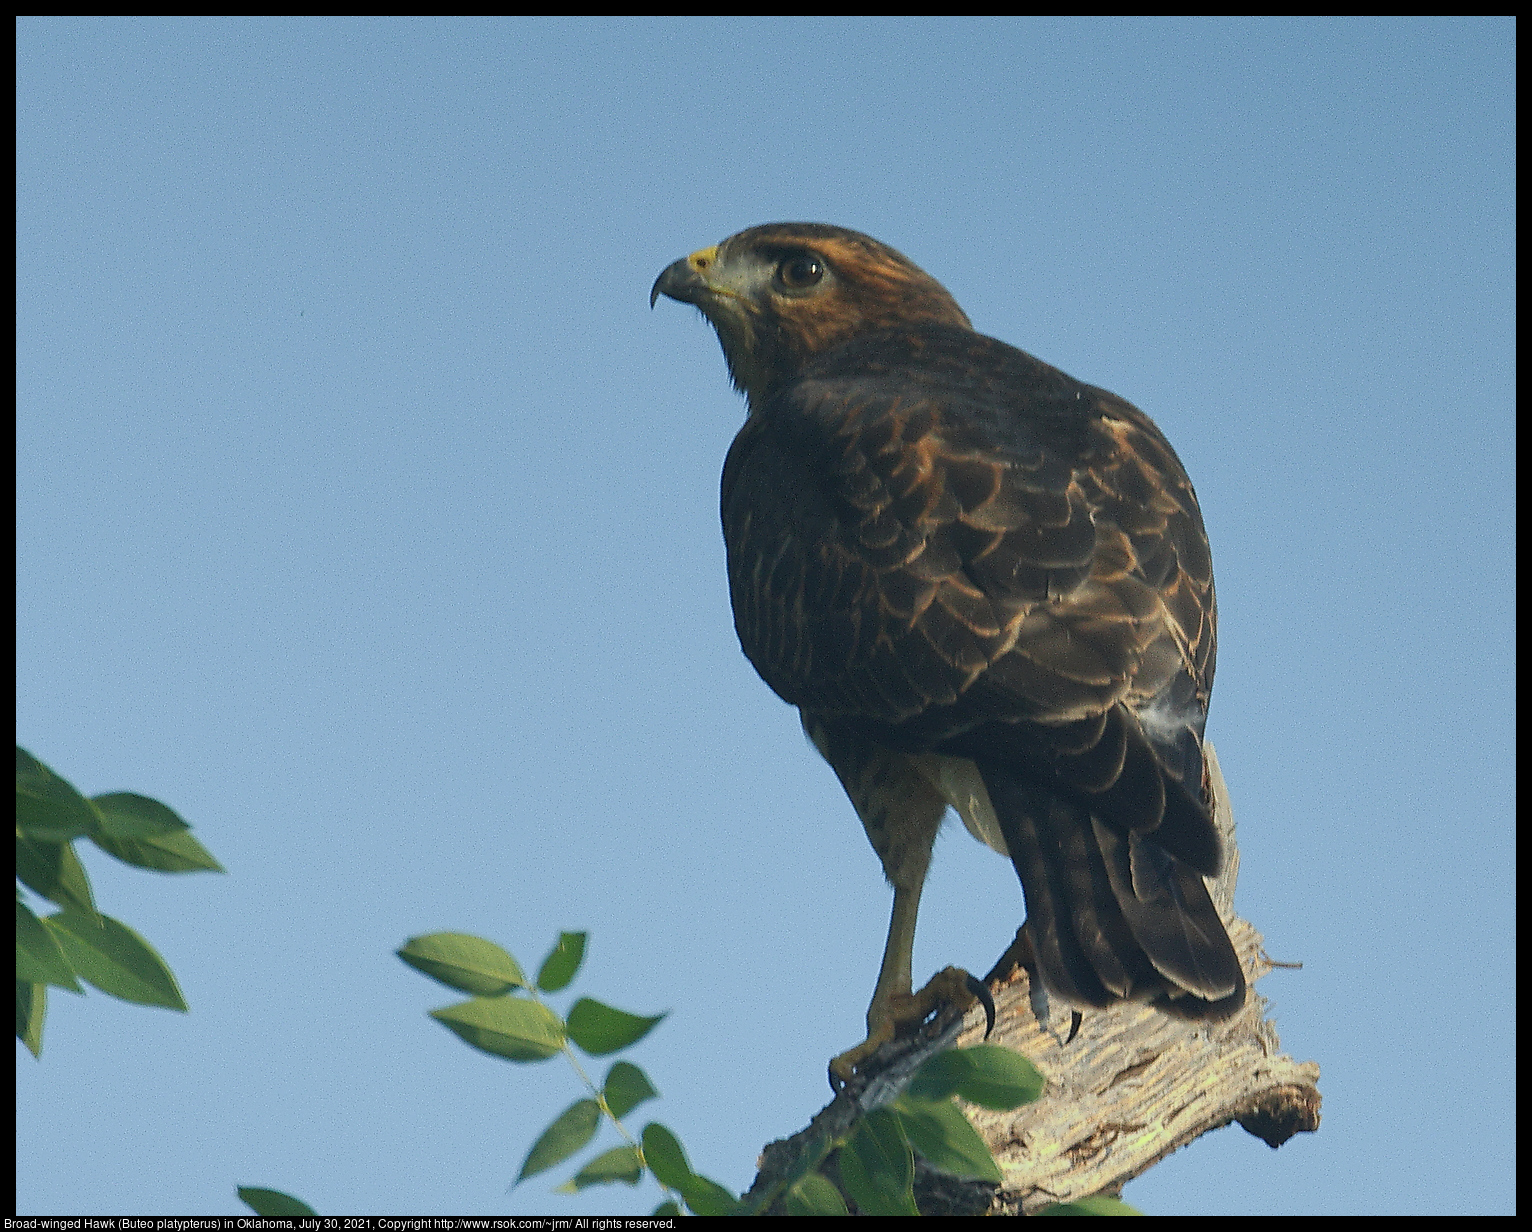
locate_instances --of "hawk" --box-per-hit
[652,223,1245,1081]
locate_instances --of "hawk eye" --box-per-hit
[776,253,826,292]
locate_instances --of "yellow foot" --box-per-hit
[829,967,994,1088]
[828,1020,896,1088]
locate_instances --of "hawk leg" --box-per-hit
[810,718,992,1085]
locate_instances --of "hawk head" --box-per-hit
[652,222,971,407]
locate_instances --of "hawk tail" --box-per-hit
[981,762,1246,1019]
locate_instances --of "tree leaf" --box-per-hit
[908,1044,1045,1110]
[237,1187,319,1216]
[16,900,83,992]
[679,1173,739,1216]
[566,997,665,1055]
[949,1043,1046,1109]
[602,1060,659,1118]
[399,933,527,996]
[16,833,97,917]
[892,1094,1002,1183]
[635,1122,736,1213]
[783,1171,848,1216]
[89,827,223,873]
[640,1121,693,1191]
[89,792,189,840]
[555,1145,642,1191]
[15,748,98,842]
[839,1109,917,1216]
[1039,1195,1143,1215]
[430,996,563,1061]
[44,911,186,1009]
[17,981,47,1058]
[907,1047,968,1100]
[536,931,587,992]
[516,1098,601,1183]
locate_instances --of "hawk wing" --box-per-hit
[722,323,1243,1013]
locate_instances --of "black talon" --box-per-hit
[965,972,997,1039]
[1065,1010,1083,1045]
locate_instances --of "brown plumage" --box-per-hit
[653,223,1244,1076]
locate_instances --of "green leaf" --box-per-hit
[640,1121,693,1191]
[839,1109,918,1216]
[907,1047,969,1100]
[892,1094,1002,1183]
[237,1187,319,1216]
[90,827,224,873]
[555,1145,643,1191]
[16,833,97,917]
[44,911,186,1009]
[398,933,527,996]
[17,981,46,1058]
[16,749,99,842]
[951,1044,1046,1110]
[652,1200,682,1216]
[566,997,665,1055]
[602,1060,659,1118]
[639,1121,737,1215]
[429,995,563,1061]
[89,792,190,840]
[536,931,587,992]
[909,1044,1045,1110]
[1039,1195,1143,1216]
[680,1173,740,1216]
[16,900,83,992]
[516,1098,601,1184]
[784,1171,848,1216]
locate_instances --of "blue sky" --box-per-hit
[17,17,1514,1217]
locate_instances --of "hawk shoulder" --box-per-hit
[721,324,1215,755]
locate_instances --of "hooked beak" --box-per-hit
[650,245,721,308]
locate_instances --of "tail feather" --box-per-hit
[997,789,1134,1005]
[981,759,1245,1018]
[1093,818,1243,1001]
